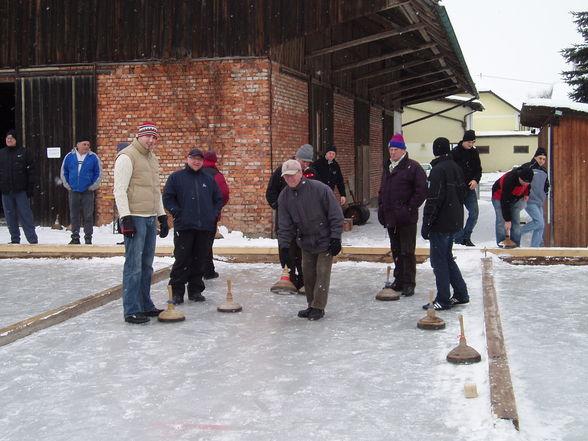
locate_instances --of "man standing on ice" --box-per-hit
[421,137,469,310]
[277,159,343,321]
[114,122,169,324]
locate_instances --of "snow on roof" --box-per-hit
[523,98,588,114]
[476,130,536,137]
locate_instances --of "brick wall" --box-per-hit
[333,93,354,198]
[95,58,274,235]
[270,63,309,169]
[369,106,383,202]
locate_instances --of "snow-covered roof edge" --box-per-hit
[523,98,588,114]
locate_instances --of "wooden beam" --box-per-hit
[355,57,439,81]
[334,42,437,72]
[308,23,427,58]
[482,258,520,430]
[380,76,454,98]
[368,68,449,91]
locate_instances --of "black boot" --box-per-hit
[297,307,312,318]
[188,291,206,302]
[401,285,415,297]
[308,308,325,321]
[171,285,185,304]
[69,237,81,245]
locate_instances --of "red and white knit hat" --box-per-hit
[136,122,158,138]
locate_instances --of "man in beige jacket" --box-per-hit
[114,122,169,324]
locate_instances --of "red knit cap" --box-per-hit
[136,122,158,138]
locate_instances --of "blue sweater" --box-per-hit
[163,165,224,232]
[60,150,102,192]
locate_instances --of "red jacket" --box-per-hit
[202,160,229,206]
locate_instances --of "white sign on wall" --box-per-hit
[46,147,61,159]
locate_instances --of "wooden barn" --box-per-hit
[0,0,476,235]
[520,99,588,247]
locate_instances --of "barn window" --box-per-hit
[476,145,489,154]
[513,145,529,154]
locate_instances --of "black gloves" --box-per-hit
[279,247,292,269]
[120,216,135,238]
[158,215,169,238]
[421,224,430,240]
[329,238,342,256]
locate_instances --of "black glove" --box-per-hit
[158,215,169,238]
[421,224,430,240]
[329,238,342,256]
[279,247,292,270]
[120,216,136,238]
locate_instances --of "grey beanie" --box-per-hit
[295,144,314,162]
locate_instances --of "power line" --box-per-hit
[474,73,554,86]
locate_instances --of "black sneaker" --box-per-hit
[188,292,206,302]
[308,308,325,321]
[143,308,164,317]
[8,241,20,244]
[401,286,415,297]
[125,313,150,324]
[462,239,475,247]
[297,307,312,318]
[422,301,452,311]
[450,297,470,305]
[85,237,92,245]
[203,271,219,280]
[69,238,81,245]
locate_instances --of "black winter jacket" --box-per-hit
[0,146,36,194]
[422,155,466,236]
[451,142,482,184]
[277,178,344,254]
[312,157,346,196]
[162,165,223,232]
[266,162,318,210]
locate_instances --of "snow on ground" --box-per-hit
[1,173,586,440]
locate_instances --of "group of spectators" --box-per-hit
[0,123,550,322]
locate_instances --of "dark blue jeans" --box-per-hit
[429,231,469,306]
[2,191,38,244]
[454,188,478,243]
[122,216,157,317]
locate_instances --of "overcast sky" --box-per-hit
[441,1,586,108]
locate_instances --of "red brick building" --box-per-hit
[0,1,476,235]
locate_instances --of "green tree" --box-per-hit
[561,11,588,103]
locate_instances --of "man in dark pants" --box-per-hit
[421,137,469,311]
[60,136,103,244]
[452,130,482,246]
[312,145,347,206]
[378,133,427,297]
[0,130,38,244]
[163,149,223,304]
[277,159,343,321]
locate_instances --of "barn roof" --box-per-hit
[0,0,476,110]
[521,99,588,128]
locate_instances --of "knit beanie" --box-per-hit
[76,135,90,143]
[204,151,218,162]
[462,130,476,142]
[295,144,314,162]
[136,122,158,138]
[533,147,547,157]
[327,145,337,153]
[388,133,406,149]
[6,129,17,140]
[517,166,534,183]
[433,137,451,157]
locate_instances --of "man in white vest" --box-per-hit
[114,122,169,324]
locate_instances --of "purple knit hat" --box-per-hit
[388,133,406,149]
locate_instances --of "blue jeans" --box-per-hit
[1,191,38,243]
[122,216,157,317]
[492,198,524,246]
[520,203,545,247]
[429,231,468,306]
[454,189,478,243]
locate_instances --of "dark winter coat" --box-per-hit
[202,160,230,206]
[451,142,482,184]
[312,156,346,196]
[378,153,427,228]
[492,168,531,222]
[0,146,36,195]
[163,165,224,232]
[277,178,344,254]
[422,155,467,236]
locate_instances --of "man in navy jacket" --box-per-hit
[163,149,223,304]
[60,136,102,244]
